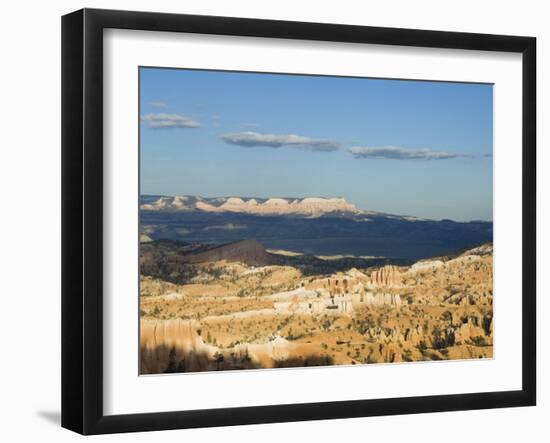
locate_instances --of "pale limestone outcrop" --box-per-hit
[360,292,402,307]
[410,260,445,273]
[140,319,216,374]
[367,265,402,288]
[235,336,291,362]
[454,322,492,346]
[140,195,359,217]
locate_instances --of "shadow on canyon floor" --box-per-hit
[140,345,334,374]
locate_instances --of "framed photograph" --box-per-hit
[62,8,536,435]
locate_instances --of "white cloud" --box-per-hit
[220,131,339,152]
[349,146,465,160]
[141,113,200,129]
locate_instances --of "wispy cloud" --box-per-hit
[149,101,168,108]
[220,131,339,152]
[141,113,200,129]
[349,146,466,160]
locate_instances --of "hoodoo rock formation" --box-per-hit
[140,318,301,372]
[139,242,493,373]
[140,319,216,373]
[367,265,402,288]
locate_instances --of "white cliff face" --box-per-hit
[171,195,189,208]
[140,197,174,210]
[409,260,445,273]
[140,195,360,216]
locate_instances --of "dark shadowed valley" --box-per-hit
[139,195,493,374]
[140,195,492,260]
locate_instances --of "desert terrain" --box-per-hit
[139,234,493,374]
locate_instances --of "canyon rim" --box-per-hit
[138,67,493,374]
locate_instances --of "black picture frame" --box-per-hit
[62,8,536,435]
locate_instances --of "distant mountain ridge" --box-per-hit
[141,194,360,217]
[141,194,432,220]
[140,195,493,260]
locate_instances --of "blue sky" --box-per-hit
[140,67,493,221]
